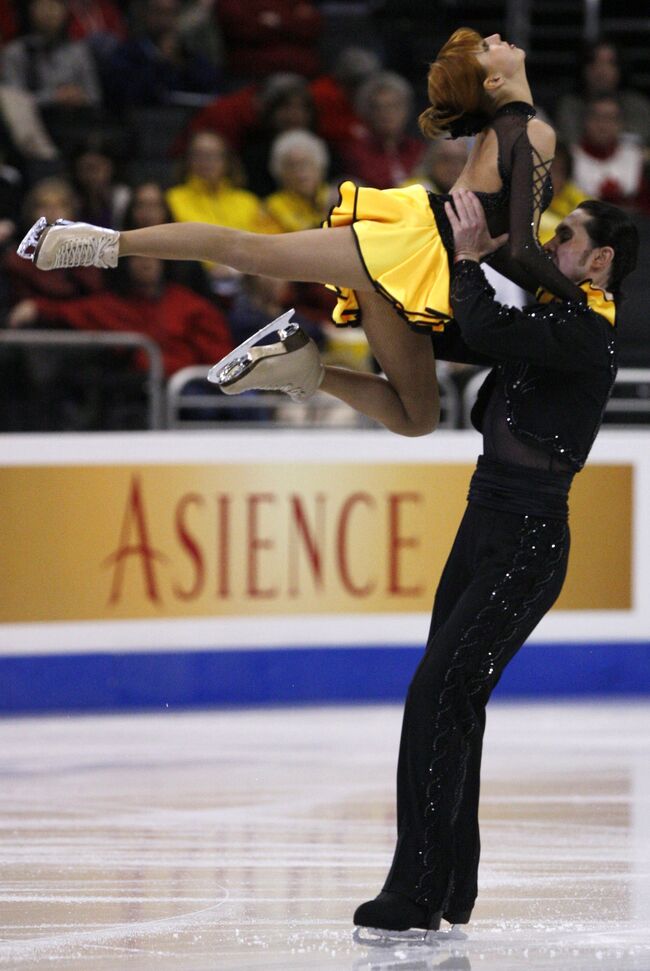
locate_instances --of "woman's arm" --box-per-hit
[505,119,585,301]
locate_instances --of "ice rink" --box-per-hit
[1,702,649,971]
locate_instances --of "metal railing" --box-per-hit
[0,330,165,429]
[7,334,648,432]
[601,368,650,425]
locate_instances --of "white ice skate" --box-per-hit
[207,309,324,402]
[17,216,120,270]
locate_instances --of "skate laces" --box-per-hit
[53,233,117,269]
[51,237,101,268]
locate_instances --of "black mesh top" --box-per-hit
[428,101,585,303]
[480,371,574,473]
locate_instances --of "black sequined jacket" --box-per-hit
[433,260,618,471]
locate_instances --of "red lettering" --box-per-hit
[388,492,424,596]
[337,492,376,597]
[172,493,205,600]
[103,475,166,604]
[288,494,326,596]
[216,493,231,598]
[247,493,278,598]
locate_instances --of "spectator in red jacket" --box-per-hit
[338,70,425,188]
[176,84,258,156]
[177,73,320,193]
[310,46,381,151]
[67,0,127,43]
[570,94,650,214]
[176,47,380,161]
[216,0,322,83]
[239,74,320,196]
[7,255,233,377]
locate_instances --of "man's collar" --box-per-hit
[537,279,616,327]
[579,280,616,326]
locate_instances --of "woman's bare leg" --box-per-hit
[321,290,440,437]
[120,222,439,436]
[120,223,369,290]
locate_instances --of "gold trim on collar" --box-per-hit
[536,279,616,327]
[579,280,616,327]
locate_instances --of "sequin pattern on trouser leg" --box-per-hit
[383,503,569,922]
[418,514,568,912]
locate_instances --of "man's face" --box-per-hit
[543,209,599,283]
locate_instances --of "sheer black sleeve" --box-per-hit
[504,127,585,302]
[483,245,539,296]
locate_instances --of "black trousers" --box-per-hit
[383,481,570,921]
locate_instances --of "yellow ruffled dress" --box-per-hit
[324,180,451,332]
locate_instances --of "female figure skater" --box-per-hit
[19,29,585,436]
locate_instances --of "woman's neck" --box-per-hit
[491,79,534,111]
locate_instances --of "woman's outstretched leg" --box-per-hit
[120,222,370,290]
[23,217,369,287]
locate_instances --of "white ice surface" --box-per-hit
[0,702,649,970]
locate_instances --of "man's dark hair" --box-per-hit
[578,199,639,295]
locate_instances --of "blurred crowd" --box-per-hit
[1,0,650,430]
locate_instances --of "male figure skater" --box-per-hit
[353,192,639,941]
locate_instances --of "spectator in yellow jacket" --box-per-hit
[167,130,275,296]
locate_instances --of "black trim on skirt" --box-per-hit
[468,455,573,520]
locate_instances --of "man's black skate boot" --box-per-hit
[443,907,472,925]
[353,890,430,931]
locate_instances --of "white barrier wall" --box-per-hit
[0,429,648,711]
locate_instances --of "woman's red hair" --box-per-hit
[419,28,489,139]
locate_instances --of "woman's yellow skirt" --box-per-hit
[324,180,451,331]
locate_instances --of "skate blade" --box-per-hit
[207,308,296,384]
[429,925,468,942]
[353,926,438,948]
[17,217,48,261]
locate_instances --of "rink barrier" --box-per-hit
[1,642,650,713]
[1,430,649,713]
